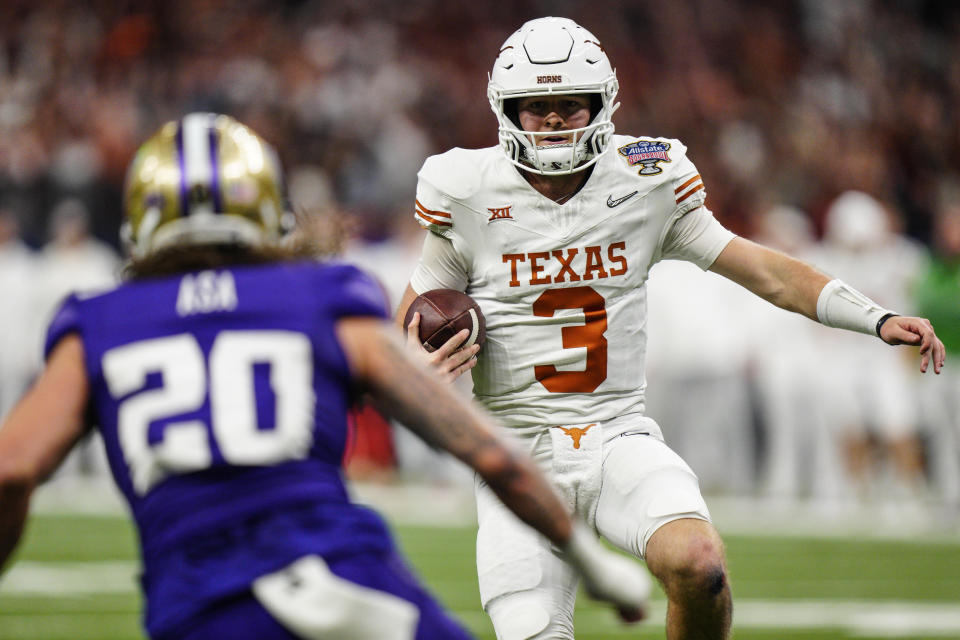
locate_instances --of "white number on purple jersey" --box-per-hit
[102,331,314,495]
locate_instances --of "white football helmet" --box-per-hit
[824,190,890,249]
[488,17,620,175]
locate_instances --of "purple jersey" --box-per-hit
[44,261,411,637]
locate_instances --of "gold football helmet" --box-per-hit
[122,113,290,257]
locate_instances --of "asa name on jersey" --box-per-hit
[502,241,627,288]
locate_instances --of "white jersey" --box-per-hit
[410,136,735,434]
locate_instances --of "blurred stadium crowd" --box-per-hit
[1,0,959,519]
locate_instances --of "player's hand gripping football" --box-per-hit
[877,315,946,374]
[404,311,480,383]
[561,522,652,623]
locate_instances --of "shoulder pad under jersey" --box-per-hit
[417,147,492,200]
[414,147,497,237]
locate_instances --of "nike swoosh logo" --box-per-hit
[606,191,638,208]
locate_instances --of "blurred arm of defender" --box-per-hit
[0,320,650,621]
[0,335,89,571]
[337,316,650,621]
[709,236,946,374]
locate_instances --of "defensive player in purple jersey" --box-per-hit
[0,113,651,640]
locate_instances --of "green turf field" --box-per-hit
[2,513,959,640]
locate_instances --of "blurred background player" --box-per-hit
[0,202,39,422]
[0,113,651,640]
[35,197,121,483]
[745,203,842,506]
[913,180,960,515]
[396,17,944,640]
[645,257,757,495]
[807,191,927,509]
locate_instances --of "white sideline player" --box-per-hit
[396,17,945,640]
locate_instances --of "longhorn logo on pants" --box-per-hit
[555,424,596,449]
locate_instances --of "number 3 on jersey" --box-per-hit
[533,286,608,393]
[102,331,314,495]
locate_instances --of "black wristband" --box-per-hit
[876,312,898,337]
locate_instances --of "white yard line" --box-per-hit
[484,601,960,637]
[3,563,960,637]
[732,600,960,637]
[0,561,138,595]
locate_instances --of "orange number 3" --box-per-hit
[532,286,608,393]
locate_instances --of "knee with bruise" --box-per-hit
[706,565,727,597]
[667,537,728,599]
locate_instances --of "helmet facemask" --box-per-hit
[487,17,620,176]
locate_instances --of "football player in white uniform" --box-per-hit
[396,17,945,640]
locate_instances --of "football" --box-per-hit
[403,289,486,353]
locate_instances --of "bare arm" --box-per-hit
[0,335,90,570]
[337,316,571,545]
[337,316,651,620]
[710,236,945,373]
[708,236,830,320]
